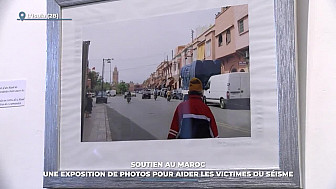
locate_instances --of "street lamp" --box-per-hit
[102,58,112,92]
[109,58,114,85]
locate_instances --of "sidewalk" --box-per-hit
[82,101,112,142]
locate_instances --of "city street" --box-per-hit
[105,95,251,141]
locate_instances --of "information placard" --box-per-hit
[0,80,26,108]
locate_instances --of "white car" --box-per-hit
[89,92,95,98]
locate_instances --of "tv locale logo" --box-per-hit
[17,11,72,21]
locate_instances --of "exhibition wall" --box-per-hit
[305,0,336,188]
[0,0,46,188]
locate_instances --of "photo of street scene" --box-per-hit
[81,5,251,142]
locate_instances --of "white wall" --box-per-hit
[0,0,335,188]
[305,0,336,188]
[0,0,46,188]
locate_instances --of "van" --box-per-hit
[107,90,116,97]
[203,72,250,110]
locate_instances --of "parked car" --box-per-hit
[96,91,108,103]
[88,92,95,98]
[131,92,136,97]
[172,89,183,100]
[203,72,250,109]
[142,89,151,99]
[157,90,161,96]
[160,88,168,97]
[107,90,116,97]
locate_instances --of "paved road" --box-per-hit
[208,104,251,138]
[106,95,250,141]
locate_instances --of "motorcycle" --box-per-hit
[127,96,131,103]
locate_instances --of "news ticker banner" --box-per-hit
[44,161,294,178]
[44,170,294,178]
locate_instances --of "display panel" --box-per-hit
[60,0,278,171]
[44,0,300,188]
[80,5,251,142]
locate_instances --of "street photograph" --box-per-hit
[81,4,251,142]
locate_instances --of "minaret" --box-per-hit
[113,66,119,86]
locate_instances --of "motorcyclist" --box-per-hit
[126,91,131,103]
[166,89,172,101]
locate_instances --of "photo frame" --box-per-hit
[44,0,300,188]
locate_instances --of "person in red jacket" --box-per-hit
[168,78,219,139]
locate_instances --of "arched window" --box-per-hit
[240,69,245,72]
[231,68,237,72]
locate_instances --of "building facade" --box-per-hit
[128,81,134,92]
[214,5,249,73]
[144,5,249,89]
[171,45,185,89]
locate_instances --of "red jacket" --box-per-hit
[168,95,219,139]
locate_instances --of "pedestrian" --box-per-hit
[167,78,219,139]
[154,88,158,100]
[166,88,172,101]
[85,94,93,118]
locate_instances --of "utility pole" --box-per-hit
[101,59,105,92]
[109,58,114,86]
[102,58,112,92]
[110,61,111,85]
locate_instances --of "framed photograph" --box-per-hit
[44,0,300,188]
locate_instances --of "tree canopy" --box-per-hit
[116,81,129,94]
